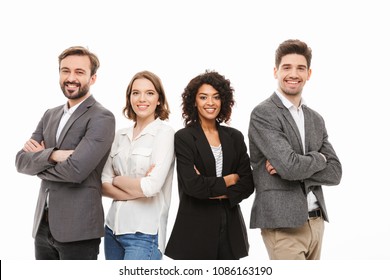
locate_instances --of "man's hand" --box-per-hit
[266,159,277,175]
[50,150,74,163]
[23,139,45,153]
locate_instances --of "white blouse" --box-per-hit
[210,144,223,177]
[101,118,175,253]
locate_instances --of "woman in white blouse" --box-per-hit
[101,71,175,260]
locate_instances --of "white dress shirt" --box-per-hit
[101,118,175,253]
[56,100,84,142]
[275,90,319,211]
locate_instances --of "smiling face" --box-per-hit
[130,78,160,123]
[195,84,221,124]
[274,53,312,98]
[59,55,96,103]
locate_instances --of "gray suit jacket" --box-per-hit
[249,93,342,229]
[15,95,115,242]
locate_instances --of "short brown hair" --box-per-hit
[58,46,100,76]
[123,71,170,121]
[275,39,312,69]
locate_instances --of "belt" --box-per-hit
[308,208,322,219]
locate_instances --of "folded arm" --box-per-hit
[103,164,155,200]
[249,108,327,181]
[102,127,175,200]
[37,111,115,183]
[175,132,227,199]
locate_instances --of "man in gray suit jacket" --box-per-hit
[249,39,342,260]
[15,46,115,260]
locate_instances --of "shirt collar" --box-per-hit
[122,118,163,138]
[275,90,306,110]
[63,97,87,115]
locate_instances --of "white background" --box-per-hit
[1,0,389,262]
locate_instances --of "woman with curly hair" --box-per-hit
[165,70,254,260]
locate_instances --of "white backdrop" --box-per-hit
[1,0,389,261]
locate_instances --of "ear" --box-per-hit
[89,74,97,85]
[273,67,278,79]
[307,68,312,81]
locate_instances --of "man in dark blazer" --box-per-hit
[15,46,115,260]
[249,39,342,260]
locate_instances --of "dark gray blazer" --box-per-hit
[249,93,342,229]
[15,95,115,242]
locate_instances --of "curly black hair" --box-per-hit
[181,70,235,127]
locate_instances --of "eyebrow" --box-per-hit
[198,92,219,96]
[131,88,157,92]
[281,63,307,69]
[60,67,87,72]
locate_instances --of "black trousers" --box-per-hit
[34,214,101,260]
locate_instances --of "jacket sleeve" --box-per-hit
[303,126,342,188]
[15,110,57,175]
[249,106,327,181]
[226,131,254,207]
[37,110,115,184]
[175,130,227,199]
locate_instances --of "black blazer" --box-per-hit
[165,123,254,259]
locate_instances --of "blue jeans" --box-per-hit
[104,226,161,260]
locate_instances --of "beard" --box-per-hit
[61,82,90,100]
[282,88,301,96]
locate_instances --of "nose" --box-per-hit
[290,67,299,77]
[139,92,146,102]
[65,71,77,82]
[207,96,214,105]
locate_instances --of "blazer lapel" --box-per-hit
[282,109,304,154]
[57,95,95,147]
[302,105,312,153]
[218,125,235,174]
[192,124,217,177]
[47,107,64,148]
[271,93,304,154]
